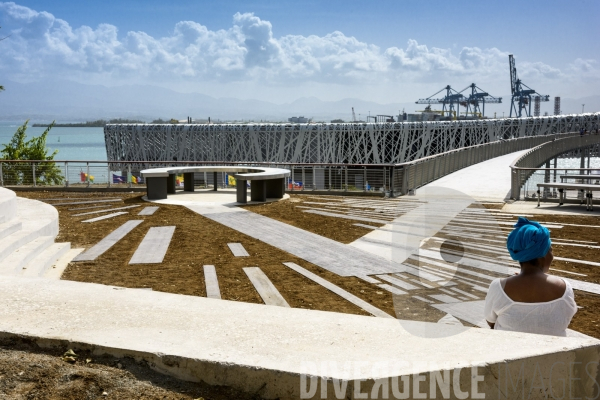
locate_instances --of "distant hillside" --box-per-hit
[32,118,145,127]
[0,79,597,123]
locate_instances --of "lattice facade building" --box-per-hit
[105,113,600,165]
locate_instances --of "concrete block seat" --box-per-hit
[141,166,290,203]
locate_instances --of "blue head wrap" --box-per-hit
[506,217,552,263]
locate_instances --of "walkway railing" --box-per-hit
[0,160,394,195]
[391,132,580,196]
[510,133,600,200]
[1,131,590,198]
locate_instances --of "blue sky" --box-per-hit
[1,0,599,104]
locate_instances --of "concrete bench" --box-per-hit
[537,182,600,210]
[140,166,290,203]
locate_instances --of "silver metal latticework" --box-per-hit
[105,113,600,164]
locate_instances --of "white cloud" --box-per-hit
[0,1,597,99]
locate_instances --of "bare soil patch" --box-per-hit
[0,337,261,400]
[241,194,381,243]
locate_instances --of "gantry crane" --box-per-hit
[458,83,502,118]
[416,85,465,119]
[509,54,550,117]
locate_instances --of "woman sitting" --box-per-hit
[484,217,577,336]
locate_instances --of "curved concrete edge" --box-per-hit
[1,276,599,399]
[141,166,291,180]
[0,187,17,223]
[16,196,59,237]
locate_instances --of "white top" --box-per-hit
[484,278,577,337]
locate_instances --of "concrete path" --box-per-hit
[73,220,143,262]
[138,206,159,216]
[180,202,402,277]
[129,226,175,264]
[227,243,250,257]
[283,262,393,318]
[420,149,529,203]
[82,212,128,223]
[203,265,221,299]
[243,267,290,307]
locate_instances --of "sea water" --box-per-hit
[0,122,106,161]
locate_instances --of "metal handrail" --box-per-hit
[509,133,600,200]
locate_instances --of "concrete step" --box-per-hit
[22,242,71,278]
[0,219,22,241]
[0,229,46,264]
[43,247,84,280]
[0,197,60,263]
[0,235,55,275]
[0,188,17,223]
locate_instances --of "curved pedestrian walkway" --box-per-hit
[419,149,529,203]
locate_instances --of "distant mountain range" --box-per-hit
[0,79,597,123]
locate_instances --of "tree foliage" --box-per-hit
[1,120,64,185]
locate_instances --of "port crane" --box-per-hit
[458,83,502,118]
[509,54,550,117]
[416,85,465,119]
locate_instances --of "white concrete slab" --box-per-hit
[129,226,176,264]
[51,199,122,206]
[429,294,462,303]
[227,243,250,257]
[412,295,434,303]
[73,220,143,262]
[138,206,159,216]
[356,275,381,284]
[1,275,598,399]
[81,212,128,223]
[448,287,480,300]
[203,265,221,299]
[68,204,116,211]
[243,267,290,307]
[283,262,393,318]
[302,209,390,224]
[378,283,407,295]
[72,205,140,217]
[375,274,419,290]
[183,203,402,276]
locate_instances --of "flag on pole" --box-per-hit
[112,174,126,183]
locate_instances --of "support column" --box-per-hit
[553,158,557,198]
[558,189,564,206]
[213,172,218,191]
[266,178,285,198]
[250,180,266,202]
[147,177,168,200]
[184,172,195,192]
[167,174,176,194]
[237,180,247,203]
